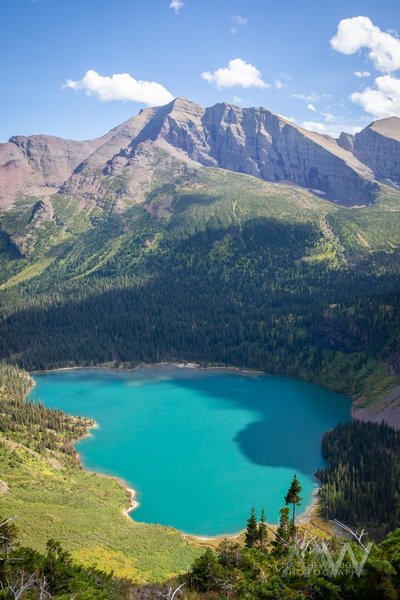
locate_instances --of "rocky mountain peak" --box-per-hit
[1,99,400,208]
[156,100,377,204]
[369,116,400,141]
[351,116,400,186]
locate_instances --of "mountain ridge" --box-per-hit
[1,97,399,208]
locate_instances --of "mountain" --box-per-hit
[1,98,400,423]
[3,97,400,209]
[338,116,400,187]
[0,133,112,208]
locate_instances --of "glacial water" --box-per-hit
[30,366,351,536]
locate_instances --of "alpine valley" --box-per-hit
[1,98,400,416]
[2,97,400,597]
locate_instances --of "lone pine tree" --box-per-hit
[285,474,302,524]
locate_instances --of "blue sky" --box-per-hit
[1,0,400,142]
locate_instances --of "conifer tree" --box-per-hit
[258,508,268,552]
[274,506,291,552]
[245,506,259,548]
[189,548,222,593]
[285,474,302,524]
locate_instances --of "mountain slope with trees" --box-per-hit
[1,101,400,418]
[1,168,400,415]
[316,420,400,540]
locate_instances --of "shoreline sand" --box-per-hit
[296,488,320,524]
[73,421,139,518]
[30,361,266,377]
[184,490,320,542]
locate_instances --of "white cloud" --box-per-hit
[233,95,251,105]
[331,17,400,119]
[230,14,248,33]
[351,74,400,118]
[170,0,184,13]
[291,91,330,103]
[231,15,247,26]
[62,69,174,106]
[354,70,371,78]
[274,79,284,89]
[292,92,315,101]
[305,105,337,123]
[302,121,327,133]
[321,112,336,122]
[302,120,363,136]
[331,16,400,72]
[202,58,268,89]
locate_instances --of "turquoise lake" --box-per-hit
[30,366,351,536]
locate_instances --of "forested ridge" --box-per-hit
[1,196,400,407]
[0,363,91,460]
[316,421,400,541]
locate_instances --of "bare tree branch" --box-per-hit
[160,582,185,600]
[0,516,17,529]
[6,572,37,600]
[332,520,369,552]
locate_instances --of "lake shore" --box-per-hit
[72,422,140,520]
[353,385,400,431]
[87,469,139,517]
[29,362,335,541]
[35,360,400,432]
[30,360,266,377]
[296,488,320,524]
[183,491,320,544]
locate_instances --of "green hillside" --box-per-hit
[0,364,200,582]
[1,165,400,406]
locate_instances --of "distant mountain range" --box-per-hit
[1,97,400,209]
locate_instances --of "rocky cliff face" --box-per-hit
[350,117,400,186]
[2,97,399,209]
[208,103,376,205]
[337,132,354,153]
[0,134,109,207]
[157,99,377,205]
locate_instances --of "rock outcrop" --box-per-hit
[198,102,376,205]
[350,117,400,186]
[29,198,54,226]
[337,132,354,153]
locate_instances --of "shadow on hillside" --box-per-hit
[2,216,353,479]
